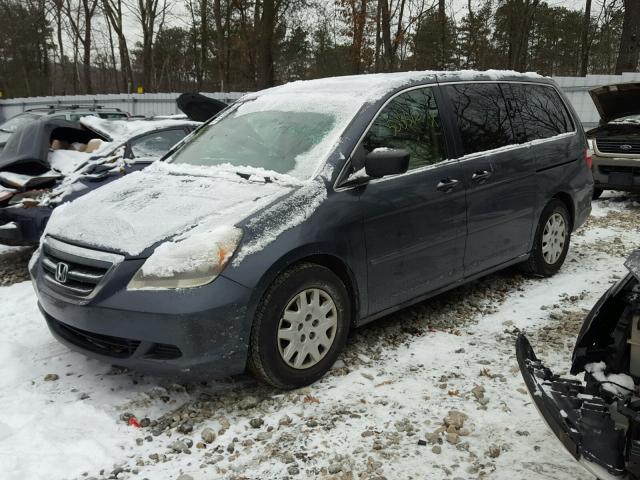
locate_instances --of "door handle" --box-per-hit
[471,170,492,184]
[436,178,460,192]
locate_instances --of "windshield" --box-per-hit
[169,94,355,180]
[0,112,42,133]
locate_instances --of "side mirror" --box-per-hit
[365,148,410,178]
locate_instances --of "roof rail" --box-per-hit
[24,104,123,112]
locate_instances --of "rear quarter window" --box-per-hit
[511,84,574,140]
[444,83,515,155]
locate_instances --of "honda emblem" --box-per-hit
[55,262,69,283]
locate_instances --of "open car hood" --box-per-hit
[571,251,640,374]
[590,83,640,124]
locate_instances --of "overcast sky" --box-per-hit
[86,0,590,59]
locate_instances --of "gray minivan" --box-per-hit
[30,70,593,388]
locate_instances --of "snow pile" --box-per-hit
[48,149,93,175]
[438,69,544,81]
[161,161,303,187]
[585,361,637,397]
[80,116,199,144]
[140,225,242,279]
[0,283,129,480]
[45,161,293,256]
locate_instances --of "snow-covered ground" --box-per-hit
[1,192,638,480]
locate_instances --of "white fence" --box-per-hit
[0,92,245,122]
[555,72,640,127]
[1,72,640,124]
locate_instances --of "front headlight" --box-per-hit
[127,226,242,290]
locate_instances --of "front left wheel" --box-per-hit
[248,263,351,389]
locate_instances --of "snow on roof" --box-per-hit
[242,70,546,106]
[80,117,199,143]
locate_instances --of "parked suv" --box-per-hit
[0,105,128,151]
[31,71,593,388]
[587,82,640,199]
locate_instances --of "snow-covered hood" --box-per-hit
[44,162,298,256]
[589,82,640,123]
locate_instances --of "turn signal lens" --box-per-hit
[584,148,593,169]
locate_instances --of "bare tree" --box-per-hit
[580,0,592,75]
[256,0,276,87]
[212,0,232,90]
[126,0,170,91]
[65,0,99,93]
[103,0,134,92]
[615,0,640,73]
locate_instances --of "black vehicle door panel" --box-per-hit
[362,162,466,313]
[352,85,467,314]
[442,82,537,274]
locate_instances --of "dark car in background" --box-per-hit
[517,251,640,480]
[0,116,199,245]
[31,71,592,389]
[587,82,640,199]
[0,105,128,152]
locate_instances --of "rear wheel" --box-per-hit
[521,199,571,277]
[248,263,351,389]
[592,187,603,200]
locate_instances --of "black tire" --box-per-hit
[592,187,604,200]
[248,263,351,389]
[521,199,571,277]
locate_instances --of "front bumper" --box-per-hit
[592,154,640,192]
[516,335,627,479]
[31,248,255,379]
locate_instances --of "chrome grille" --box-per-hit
[41,237,123,298]
[596,138,640,155]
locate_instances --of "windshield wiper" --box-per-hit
[0,128,12,133]
[235,171,272,183]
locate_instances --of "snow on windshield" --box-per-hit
[170,71,445,180]
[169,70,544,180]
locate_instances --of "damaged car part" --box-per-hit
[518,250,640,479]
[0,116,199,245]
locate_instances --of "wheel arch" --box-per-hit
[249,247,362,327]
[550,191,575,230]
